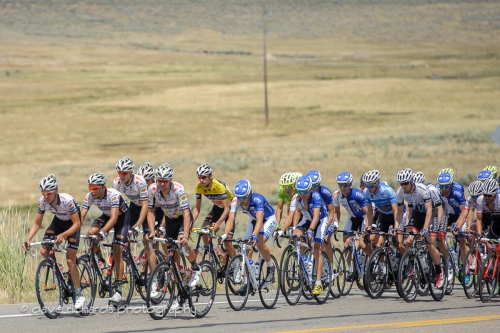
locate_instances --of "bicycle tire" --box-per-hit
[35,259,63,319]
[312,251,331,304]
[146,261,174,320]
[279,244,294,296]
[225,254,249,311]
[108,255,135,309]
[341,247,355,296]
[190,260,216,318]
[136,248,165,301]
[76,258,95,316]
[259,254,280,309]
[462,249,478,299]
[281,251,303,306]
[397,250,419,303]
[429,251,447,301]
[330,247,346,298]
[365,248,388,299]
[478,252,498,303]
[445,255,455,295]
[301,249,314,300]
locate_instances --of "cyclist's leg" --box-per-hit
[358,218,372,257]
[224,215,237,259]
[40,218,59,259]
[88,214,109,262]
[256,216,276,263]
[65,226,81,290]
[312,218,327,286]
[201,205,220,245]
[112,214,128,297]
[436,213,451,259]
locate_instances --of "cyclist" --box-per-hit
[362,170,398,250]
[335,172,371,270]
[275,172,301,227]
[439,168,465,192]
[113,157,155,281]
[147,163,201,293]
[192,163,236,259]
[307,170,338,278]
[478,169,495,182]
[137,162,165,228]
[476,179,500,245]
[396,168,445,288]
[23,174,85,310]
[81,173,130,304]
[222,180,276,294]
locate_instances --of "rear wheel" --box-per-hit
[330,247,346,298]
[146,261,174,320]
[136,249,165,301]
[282,251,303,306]
[225,254,249,311]
[463,249,478,299]
[76,259,95,316]
[279,244,294,295]
[365,248,388,299]
[429,252,447,301]
[478,252,498,303]
[397,250,419,303]
[108,256,135,309]
[35,259,63,319]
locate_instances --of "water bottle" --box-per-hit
[307,258,313,281]
[420,252,429,275]
[248,260,256,280]
[254,261,260,280]
[139,252,148,274]
[179,265,189,286]
[359,250,366,274]
[134,256,140,266]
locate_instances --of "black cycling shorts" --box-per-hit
[43,211,81,250]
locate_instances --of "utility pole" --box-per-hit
[263,2,269,126]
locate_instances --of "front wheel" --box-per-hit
[136,249,165,302]
[365,248,388,299]
[190,260,216,318]
[35,259,63,319]
[281,251,303,306]
[478,252,498,303]
[108,256,135,309]
[428,251,447,301]
[258,254,280,309]
[312,251,331,304]
[330,247,346,298]
[76,259,95,316]
[397,250,419,303]
[146,261,174,320]
[462,249,478,299]
[225,254,249,311]
[341,247,355,296]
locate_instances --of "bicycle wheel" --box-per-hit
[136,249,165,301]
[341,247,355,296]
[478,252,498,303]
[463,249,478,299]
[445,256,455,295]
[225,254,249,311]
[429,252,447,301]
[108,256,135,309]
[312,251,331,304]
[301,249,314,300]
[356,252,366,292]
[76,259,95,316]
[258,254,280,309]
[146,261,174,320]
[397,250,419,303]
[190,260,216,318]
[365,248,388,299]
[282,251,303,305]
[35,259,63,319]
[330,247,346,298]
[279,244,294,295]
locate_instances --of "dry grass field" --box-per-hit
[0,0,499,302]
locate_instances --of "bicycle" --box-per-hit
[478,237,500,303]
[442,227,463,295]
[146,236,215,320]
[462,231,487,298]
[29,240,94,319]
[224,237,280,311]
[339,230,367,296]
[363,231,400,299]
[280,234,331,306]
[397,230,448,302]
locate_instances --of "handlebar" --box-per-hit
[28,240,67,258]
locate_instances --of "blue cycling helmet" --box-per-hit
[306,170,321,185]
[336,172,353,184]
[477,170,493,182]
[437,172,453,186]
[295,176,313,192]
[234,179,252,198]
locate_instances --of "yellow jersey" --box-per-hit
[195,179,234,208]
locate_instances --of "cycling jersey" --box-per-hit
[396,183,431,213]
[333,188,366,218]
[195,179,233,208]
[148,182,190,219]
[315,185,334,206]
[37,193,79,221]
[278,186,296,205]
[83,187,129,216]
[465,196,478,210]
[476,193,500,216]
[230,192,275,220]
[290,192,328,220]
[112,174,148,205]
[363,183,397,214]
[441,187,466,215]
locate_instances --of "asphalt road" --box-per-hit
[1,286,499,333]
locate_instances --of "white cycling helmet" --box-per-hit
[156,163,174,180]
[88,173,106,185]
[196,163,213,177]
[137,162,155,180]
[39,174,58,191]
[396,168,414,183]
[413,172,425,184]
[483,179,498,195]
[362,170,381,185]
[115,156,134,172]
[468,180,483,197]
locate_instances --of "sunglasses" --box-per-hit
[366,183,378,189]
[484,194,494,198]
[283,185,293,191]
[439,185,450,189]
[236,195,248,201]
[297,189,309,195]
[198,175,209,180]
[338,183,350,188]
[399,181,410,186]
[157,179,171,184]
[471,195,479,199]
[117,171,131,176]
[88,185,101,191]
[312,183,319,188]
[41,191,55,197]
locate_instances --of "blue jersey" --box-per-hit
[363,183,397,214]
[291,191,328,220]
[335,188,367,218]
[229,192,275,220]
[316,185,334,206]
[442,188,466,215]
